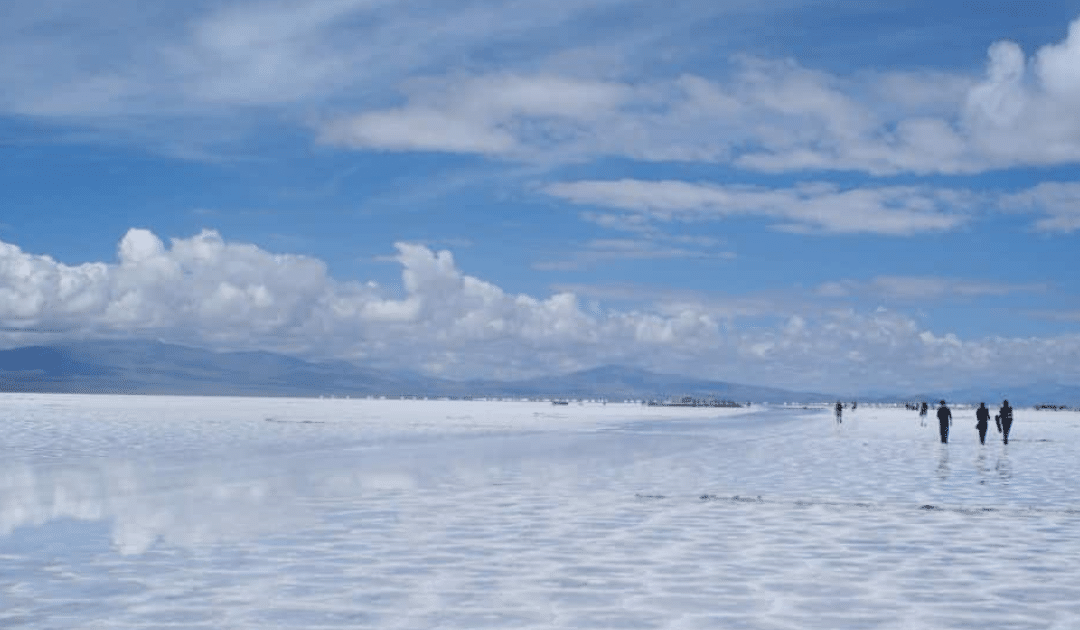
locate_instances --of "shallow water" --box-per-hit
[2,395,1078,629]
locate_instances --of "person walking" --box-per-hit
[975,402,990,445]
[919,401,928,426]
[937,400,952,443]
[999,399,1014,444]
[835,401,843,424]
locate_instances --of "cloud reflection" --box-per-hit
[0,459,334,554]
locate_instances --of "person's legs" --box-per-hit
[1002,420,1012,444]
[939,419,949,443]
[978,425,987,444]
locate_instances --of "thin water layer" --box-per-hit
[1,395,1078,629]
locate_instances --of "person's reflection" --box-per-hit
[995,451,1012,483]
[936,445,950,480]
[975,449,989,484]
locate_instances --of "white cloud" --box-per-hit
[0,0,638,116]
[318,70,755,163]
[731,21,1080,173]
[816,276,1049,301]
[545,179,972,235]
[547,283,778,319]
[579,211,658,234]
[3,229,1080,391]
[164,0,393,106]
[556,178,1080,235]
[8,1,1080,175]
[318,14,1080,174]
[999,182,1080,233]
[0,0,640,156]
[320,74,630,155]
[322,107,518,153]
[532,237,735,271]
[872,277,1048,300]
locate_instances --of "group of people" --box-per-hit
[930,400,1014,445]
[835,399,1016,445]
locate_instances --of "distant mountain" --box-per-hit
[0,341,827,402]
[459,365,831,403]
[912,383,1080,408]
[1006,383,1080,407]
[0,341,424,397]
[6,341,1073,406]
[862,382,1080,409]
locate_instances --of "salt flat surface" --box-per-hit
[2,395,1079,629]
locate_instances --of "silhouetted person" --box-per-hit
[937,400,952,443]
[851,401,857,410]
[835,401,843,423]
[919,401,928,426]
[975,402,990,445]
[999,399,1014,444]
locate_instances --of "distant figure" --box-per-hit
[937,400,952,443]
[919,401,928,426]
[999,399,1014,444]
[835,401,843,423]
[975,402,990,445]
[851,401,857,410]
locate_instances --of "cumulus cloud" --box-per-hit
[691,24,1080,175]
[0,229,330,338]
[957,34,1080,169]
[545,179,973,235]
[3,229,1079,391]
[0,229,710,378]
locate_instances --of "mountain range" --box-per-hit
[0,340,826,402]
[0,341,1076,406]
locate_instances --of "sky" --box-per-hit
[2,0,1079,395]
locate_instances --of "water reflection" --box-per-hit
[995,451,1012,484]
[0,430,656,555]
[0,459,372,554]
[935,445,950,481]
[974,449,989,484]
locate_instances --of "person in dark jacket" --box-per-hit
[937,400,952,443]
[999,399,1014,444]
[975,402,990,445]
[919,401,928,426]
[835,401,843,423]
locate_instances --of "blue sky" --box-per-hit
[2,0,1080,394]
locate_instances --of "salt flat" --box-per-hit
[2,394,1079,629]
